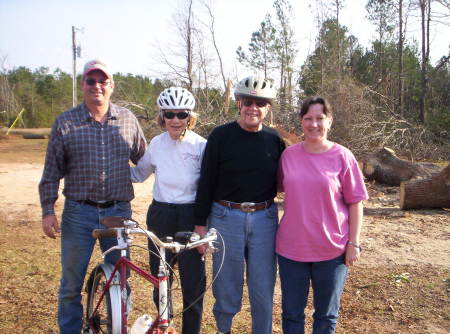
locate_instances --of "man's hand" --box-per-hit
[194,225,207,255]
[42,215,60,239]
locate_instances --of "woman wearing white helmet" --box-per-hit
[130,87,207,334]
[195,76,286,334]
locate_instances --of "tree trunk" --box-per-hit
[419,0,430,123]
[400,164,450,209]
[398,0,404,116]
[186,0,194,91]
[362,147,441,186]
[335,0,341,77]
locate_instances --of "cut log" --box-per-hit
[400,164,450,210]
[362,147,441,186]
[22,134,49,139]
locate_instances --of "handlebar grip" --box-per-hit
[92,228,118,239]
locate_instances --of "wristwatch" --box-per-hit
[347,241,362,251]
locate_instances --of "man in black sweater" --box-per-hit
[195,76,286,334]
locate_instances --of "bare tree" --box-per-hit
[202,0,227,91]
[0,57,22,127]
[184,0,194,90]
[155,0,196,89]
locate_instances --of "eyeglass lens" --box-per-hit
[242,99,268,108]
[163,111,190,119]
[85,78,109,86]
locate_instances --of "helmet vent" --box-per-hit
[234,76,276,101]
[157,86,196,110]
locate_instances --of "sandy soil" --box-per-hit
[0,162,153,225]
[1,162,448,270]
[0,137,449,333]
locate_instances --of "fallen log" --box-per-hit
[362,147,441,186]
[400,164,450,210]
[22,134,49,139]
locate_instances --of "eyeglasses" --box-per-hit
[85,78,111,86]
[242,99,269,108]
[163,111,190,119]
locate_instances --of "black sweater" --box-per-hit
[194,121,285,224]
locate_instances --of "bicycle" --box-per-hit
[82,216,218,334]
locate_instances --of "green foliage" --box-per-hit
[236,14,278,78]
[0,68,170,129]
[1,1,448,159]
[300,18,357,96]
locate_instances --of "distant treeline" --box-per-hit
[0,0,449,159]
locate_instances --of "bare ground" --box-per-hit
[0,135,449,333]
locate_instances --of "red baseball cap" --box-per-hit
[83,59,113,79]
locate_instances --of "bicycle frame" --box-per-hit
[86,220,217,334]
[88,233,174,334]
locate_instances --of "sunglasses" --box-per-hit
[242,99,269,108]
[163,111,190,119]
[85,78,111,86]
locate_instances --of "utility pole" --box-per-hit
[72,26,82,107]
[72,26,77,107]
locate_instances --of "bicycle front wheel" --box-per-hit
[85,264,122,334]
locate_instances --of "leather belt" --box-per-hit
[78,200,119,208]
[152,199,195,208]
[215,199,274,213]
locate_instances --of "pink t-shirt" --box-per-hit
[275,142,368,262]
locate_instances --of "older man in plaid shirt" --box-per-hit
[39,59,146,334]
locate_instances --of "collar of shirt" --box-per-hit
[79,102,119,122]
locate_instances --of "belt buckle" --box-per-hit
[240,202,256,213]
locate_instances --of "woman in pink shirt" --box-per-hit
[276,96,368,334]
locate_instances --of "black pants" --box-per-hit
[147,200,205,334]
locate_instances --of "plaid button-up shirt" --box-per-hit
[39,103,147,217]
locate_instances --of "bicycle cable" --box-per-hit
[171,230,226,320]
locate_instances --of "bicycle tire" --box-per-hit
[85,264,122,334]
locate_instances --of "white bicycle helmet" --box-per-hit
[234,76,276,102]
[157,87,196,111]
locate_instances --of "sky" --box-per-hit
[1,0,449,80]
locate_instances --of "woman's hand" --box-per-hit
[346,201,363,266]
[345,243,361,266]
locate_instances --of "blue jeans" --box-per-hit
[209,202,278,334]
[58,199,131,334]
[278,254,348,334]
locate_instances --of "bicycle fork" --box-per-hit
[157,248,170,331]
[120,242,129,334]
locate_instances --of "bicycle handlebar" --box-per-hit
[92,225,217,253]
[92,228,118,239]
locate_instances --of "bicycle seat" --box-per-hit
[101,216,127,228]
